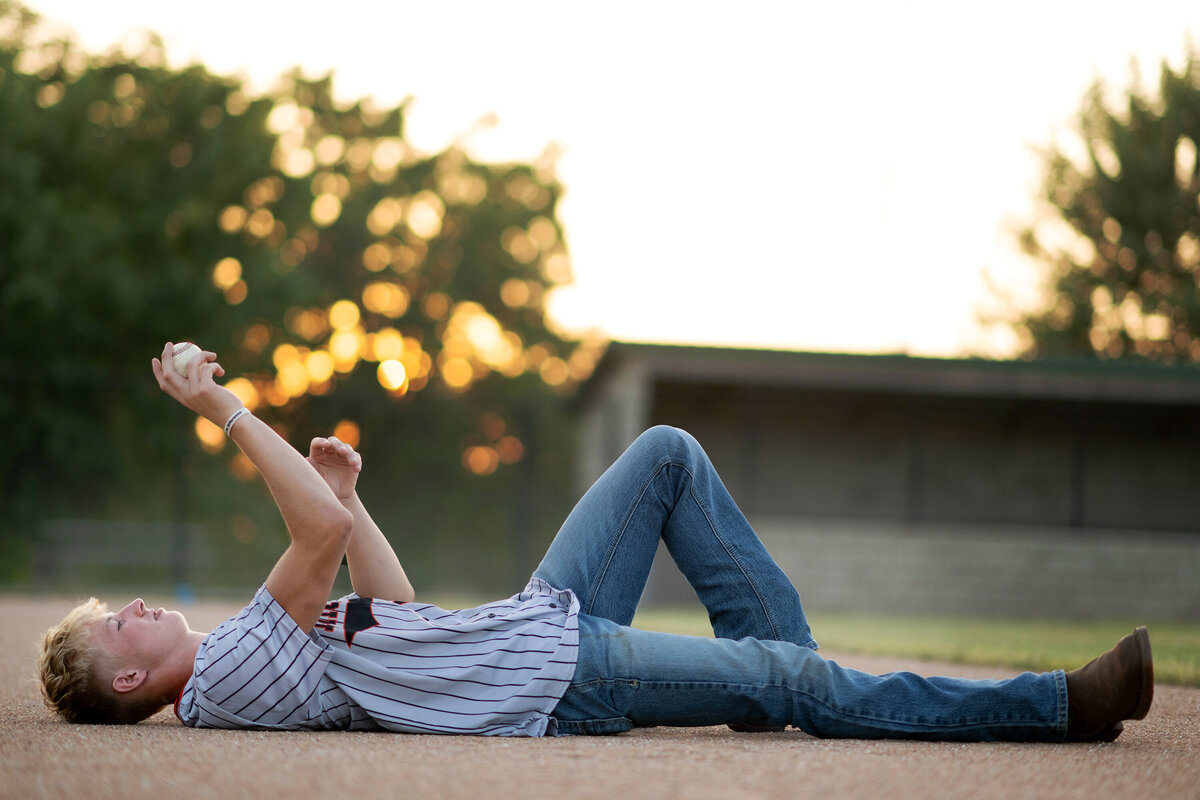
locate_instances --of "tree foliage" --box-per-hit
[0,1,604,591]
[1015,49,1200,362]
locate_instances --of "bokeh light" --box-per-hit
[305,349,336,383]
[219,205,247,233]
[527,216,558,249]
[541,253,572,283]
[225,377,260,411]
[330,329,363,372]
[440,356,473,389]
[391,243,420,273]
[266,100,300,134]
[329,300,361,330]
[362,241,392,271]
[370,327,404,361]
[244,176,284,207]
[406,191,445,239]
[273,343,301,371]
[463,445,499,476]
[377,359,408,392]
[311,193,342,227]
[211,257,242,290]
[479,412,506,440]
[496,435,524,464]
[287,306,329,341]
[277,360,310,398]
[194,417,224,453]
[500,278,530,308]
[362,281,409,318]
[315,134,346,166]
[224,280,248,305]
[422,292,451,320]
[367,197,404,236]
[242,323,271,354]
[501,226,538,264]
[332,419,360,448]
[538,356,569,387]
[281,148,315,178]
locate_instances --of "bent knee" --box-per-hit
[633,425,699,456]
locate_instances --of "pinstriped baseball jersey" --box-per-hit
[174,577,580,736]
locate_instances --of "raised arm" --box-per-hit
[308,436,415,602]
[152,343,352,632]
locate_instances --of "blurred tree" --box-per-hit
[1013,49,1200,362]
[0,1,605,592]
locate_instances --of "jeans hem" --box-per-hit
[1052,668,1069,742]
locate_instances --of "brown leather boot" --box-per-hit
[1065,626,1153,742]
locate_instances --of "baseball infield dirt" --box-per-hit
[2,595,1196,800]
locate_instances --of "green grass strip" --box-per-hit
[632,609,1200,687]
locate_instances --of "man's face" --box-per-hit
[89,598,191,674]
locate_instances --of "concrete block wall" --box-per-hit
[641,517,1200,620]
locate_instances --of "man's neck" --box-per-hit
[155,629,207,704]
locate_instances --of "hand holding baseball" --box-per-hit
[152,341,241,427]
[171,342,203,377]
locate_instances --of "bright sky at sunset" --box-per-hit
[23,1,1200,356]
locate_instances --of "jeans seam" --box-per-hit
[621,679,1055,731]
[582,456,672,616]
[677,461,784,642]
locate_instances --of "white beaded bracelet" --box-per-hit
[223,407,251,437]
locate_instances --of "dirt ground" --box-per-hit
[2,595,1197,800]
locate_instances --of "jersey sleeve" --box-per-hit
[180,584,334,729]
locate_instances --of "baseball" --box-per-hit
[172,342,202,376]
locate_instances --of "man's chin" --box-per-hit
[163,609,189,628]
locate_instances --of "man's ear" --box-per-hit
[112,669,146,694]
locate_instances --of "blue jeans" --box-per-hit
[533,426,1068,741]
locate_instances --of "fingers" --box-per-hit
[154,343,225,385]
[153,342,181,394]
[188,350,223,381]
[310,436,363,471]
[157,342,186,385]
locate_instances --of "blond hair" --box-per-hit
[38,599,164,724]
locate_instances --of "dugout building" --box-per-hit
[575,343,1200,620]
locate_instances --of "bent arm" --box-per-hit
[307,437,414,602]
[231,416,354,630]
[153,344,352,632]
[343,492,414,602]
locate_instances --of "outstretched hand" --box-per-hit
[151,342,242,426]
[308,436,362,501]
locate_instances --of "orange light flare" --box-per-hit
[496,435,524,465]
[327,300,364,374]
[332,420,360,448]
[194,417,224,453]
[211,257,248,305]
[272,343,311,399]
[362,281,410,318]
[377,359,408,395]
[463,445,499,476]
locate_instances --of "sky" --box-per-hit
[21,1,1200,357]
